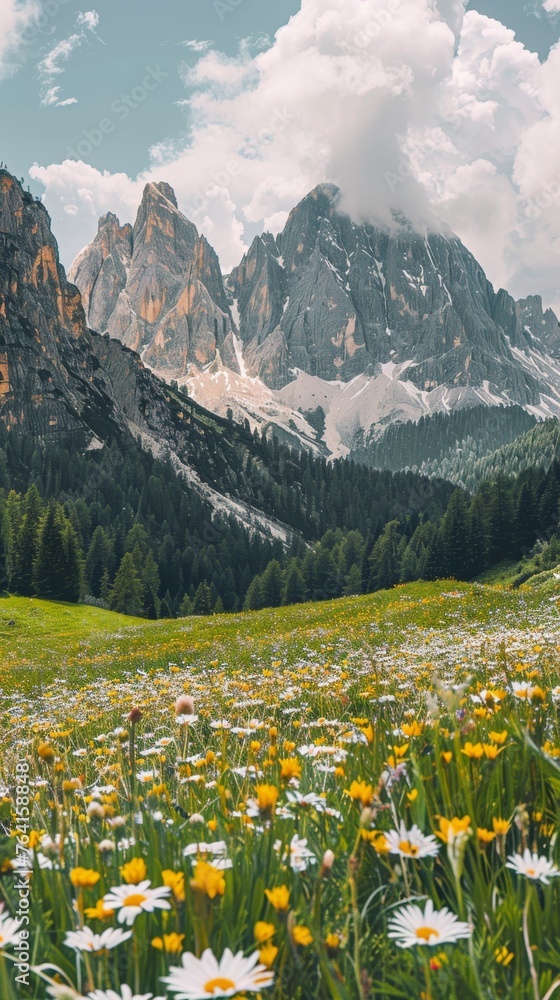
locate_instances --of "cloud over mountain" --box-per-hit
[29,0,560,311]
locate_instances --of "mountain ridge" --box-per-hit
[69,180,560,460]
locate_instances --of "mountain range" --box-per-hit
[69,180,560,461]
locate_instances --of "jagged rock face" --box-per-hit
[0,170,299,539]
[0,169,121,440]
[230,184,555,405]
[70,182,236,377]
[516,295,560,357]
[70,212,133,335]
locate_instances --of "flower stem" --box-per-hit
[523,889,540,1000]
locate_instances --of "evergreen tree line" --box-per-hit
[243,461,560,610]
[352,405,541,486]
[0,425,455,617]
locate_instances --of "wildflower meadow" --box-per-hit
[0,579,559,999]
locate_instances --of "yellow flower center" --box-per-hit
[526,868,535,876]
[204,978,236,993]
[123,893,147,908]
[416,926,439,942]
[399,840,419,857]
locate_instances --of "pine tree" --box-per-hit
[62,521,84,602]
[313,547,338,601]
[344,563,362,596]
[13,484,42,596]
[244,576,264,611]
[110,552,144,616]
[424,527,445,582]
[142,551,161,620]
[0,519,7,594]
[192,581,214,616]
[180,594,194,617]
[261,560,284,607]
[368,521,402,591]
[4,491,22,589]
[485,480,513,565]
[86,527,115,598]
[400,543,419,583]
[514,481,537,557]
[33,503,70,600]
[468,505,487,578]
[283,563,306,605]
[99,569,111,606]
[440,489,470,580]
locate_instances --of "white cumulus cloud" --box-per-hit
[28,0,560,313]
[0,0,38,80]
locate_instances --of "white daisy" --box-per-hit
[183,841,232,870]
[388,899,471,948]
[275,834,317,873]
[177,714,199,726]
[506,849,560,885]
[46,987,83,1000]
[0,906,23,951]
[64,926,132,952]
[384,822,440,860]
[136,769,157,784]
[103,880,171,925]
[161,947,274,997]
[88,988,165,1000]
[286,790,329,812]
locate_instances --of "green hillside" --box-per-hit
[1,576,559,695]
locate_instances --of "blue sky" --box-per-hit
[1,0,558,195]
[2,0,560,312]
[1,0,301,187]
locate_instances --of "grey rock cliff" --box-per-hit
[230,184,558,406]
[70,181,237,376]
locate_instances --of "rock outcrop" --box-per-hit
[70,181,237,376]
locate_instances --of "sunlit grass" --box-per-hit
[0,581,559,999]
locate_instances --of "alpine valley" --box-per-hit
[2,165,560,619]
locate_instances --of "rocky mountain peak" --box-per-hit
[68,176,560,455]
[70,181,236,376]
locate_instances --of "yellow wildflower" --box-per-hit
[490,730,508,745]
[70,868,100,889]
[345,780,374,808]
[325,933,341,952]
[279,758,302,781]
[495,946,514,967]
[152,933,185,954]
[255,784,279,815]
[120,858,147,885]
[162,869,186,902]
[265,885,290,911]
[492,818,510,836]
[477,828,496,845]
[293,925,313,947]
[84,899,115,920]
[254,921,276,944]
[436,816,472,844]
[259,944,279,968]
[190,860,225,899]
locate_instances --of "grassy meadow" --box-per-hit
[0,579,560,999]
